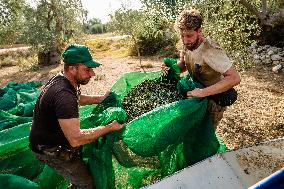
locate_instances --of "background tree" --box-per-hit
[239,0,284,47]
[0,0,26,45]
[85,18,106,34]
[142,0,187,20]
[140,0,269,69]
[108,9,147,71]
[142,0,284,48]
[108,8,176,71]
[22,0,86,65]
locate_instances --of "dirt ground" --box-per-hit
[0,51,283,150]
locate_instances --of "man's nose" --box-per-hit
[183,38,191,45]
[90,69,95,77]
[183,40,191,46]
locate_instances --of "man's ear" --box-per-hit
[69,65,78,74]
[196,28,202,34]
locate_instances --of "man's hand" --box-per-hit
[187,88,206,98]
[161,63,170,72]
[107,120,125,131]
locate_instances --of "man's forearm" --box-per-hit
[79,95,104,105]
[72,125,113,146]
[201,71,240,96]
[187,68,241,98]
[202,78,237,96]
[59,118,123,148]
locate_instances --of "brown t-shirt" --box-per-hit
[29,73,79,149]
[183,37,232,86]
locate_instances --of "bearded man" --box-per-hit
[29,44,124,189]
[166,9,241,127]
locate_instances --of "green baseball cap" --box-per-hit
[62,44,101,68]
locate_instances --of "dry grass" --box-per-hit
[0,44,27,49]
[86,33,131,59]
[0,48,34,68]
[87,33,116,39]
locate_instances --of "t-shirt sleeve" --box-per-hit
[54,89,79,119]
[203,44,232,74]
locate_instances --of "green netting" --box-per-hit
[0,69,227,189]
[36,165,69,189]
[163,58,181,81]
[0,81,41,112]
[0,123,31,156]
[0,174,39,189]
[0,147,44,180]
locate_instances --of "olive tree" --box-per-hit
[239,0,284,47]
[85,18,105,34]
[139,0,265,69]
[141,0,187,20]
[0,0,26,45]
[108,8,177,70]
[108,9,148,71]
[142,0,284,48]
[22,0,86,65]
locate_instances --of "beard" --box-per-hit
[78,79,90,85]
[75,75,90,85]
[185,37,200,51]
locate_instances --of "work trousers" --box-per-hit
[207,100,226,129]
[33,149,94,189]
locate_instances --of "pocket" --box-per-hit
[208,88,238,107]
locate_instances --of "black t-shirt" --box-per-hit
[29,73,79,149]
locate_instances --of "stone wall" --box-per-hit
[250,43,284,72]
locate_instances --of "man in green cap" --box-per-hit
[29,44,124,189]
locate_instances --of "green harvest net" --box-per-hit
[0,61,226,189]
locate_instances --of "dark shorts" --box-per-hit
[32,147,94,189]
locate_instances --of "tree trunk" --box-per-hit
[38,46,61,66]
[258,12,284,47]
[239,0,284,47]
[38,51,50,66]
[49,46,61,65]
[259,24,284,47]
[133,37,145,72]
